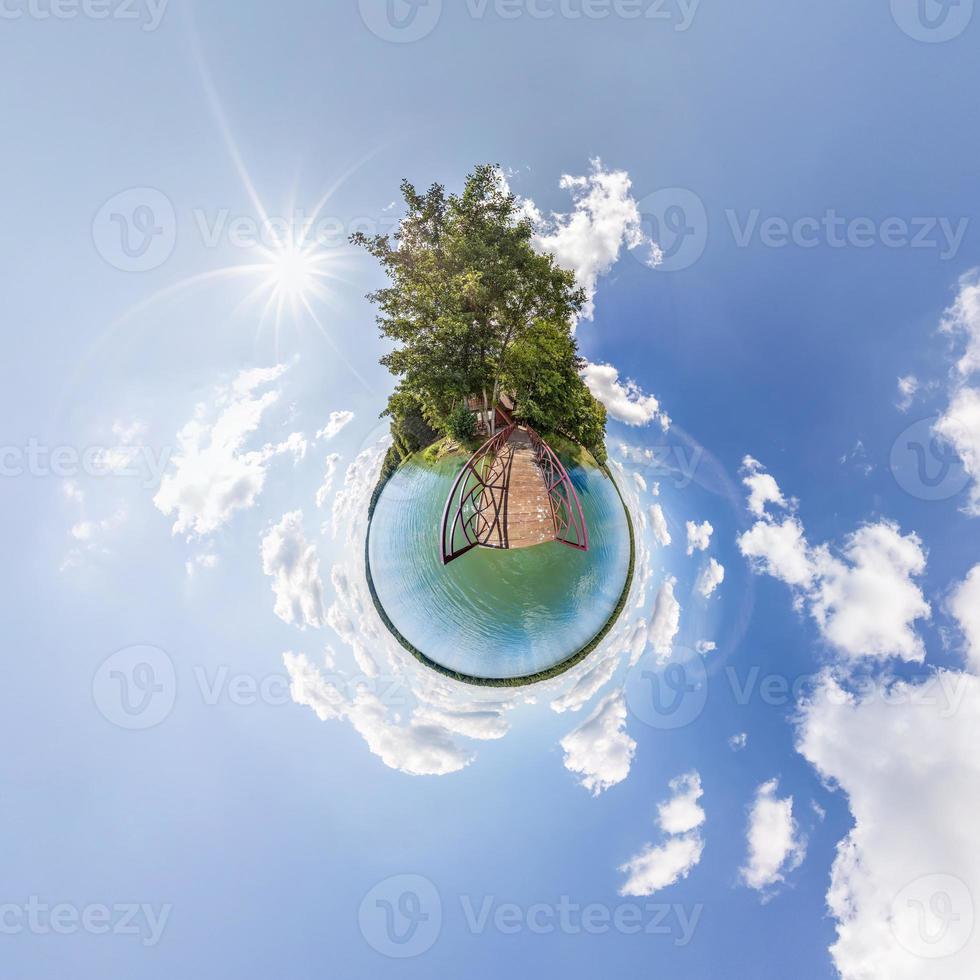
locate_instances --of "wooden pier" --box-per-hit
[440,425,589,564]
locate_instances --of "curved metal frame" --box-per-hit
[525,426,589,552]
[440,424,516,564]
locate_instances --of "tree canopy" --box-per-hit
[351,164,607,464]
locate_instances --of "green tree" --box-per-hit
[501,319,608,464]
[352,164,607,461]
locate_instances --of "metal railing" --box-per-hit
[440,424,516,564]
[439,422,589,563]
[525,426,590,552]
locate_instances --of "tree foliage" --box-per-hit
[352,165,607,464]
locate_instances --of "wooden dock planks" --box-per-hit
[503,430,555,549]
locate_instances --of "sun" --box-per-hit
[264,241,319,304]
[255,234,331,310]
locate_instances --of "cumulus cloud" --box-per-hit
[284,652,475,776]
[808,524,930,663]
[686,520,713,556]
[649,503,672,547]
[657,772,706,835]
[934,271,980,515]
[739,515,814,589]
[740,779,806,895]
[317,411,354,441]
[261,511,326,629]
[580,361,668,428]
[798,671,980,977]
[549,655,620,715]
[729,733,748,751]
[522,158,660,320]
[935,386,980,516]
[697,558,725,598]
[940,268,980,377]
[619,772,705,897]
[154,365,307,536]
[619,834,704,899]
[560,691,636,796]
[737,461,930,662]
[648,577,681,658]
[742,455,789,517]
[411,704,511,742]
[949,564,980,673]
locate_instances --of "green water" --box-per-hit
[367,453,632,681]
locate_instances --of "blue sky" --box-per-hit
[2,1,980,977]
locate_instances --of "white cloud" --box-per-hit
[61,506,128,570]
[70,509,127,543]
[619,771,705,897]
[619,834,704,899]
[935,386,980,516]
[742,455,789,517]
[940,267,980,377]
[90,419,150,475]
[333,443,389,541]
[808,523,930,663]
[696,558,725,598]
[949,564,980,673]
[657,772,706,835]
[317,410,354,441]
[315,453,341,509]
[686,520,714,556]
[560,691,636,796]
[580,361,667,428]
[897,375,920,412]
[277,436,528,779]
[738,461,930,662]
[633,472,648,494]
[740,779,806,895]
[697,641,716,655]
[798,671,980,978]
[523,158,659,320]
[648,577,681,658]
[186,551,218,577]
[154,365,307,537]
[411,704,511,742]
[649,503,672,547]
[739,516,814,588]
[261,511,326,630]
[933,272,980,515]
[729,733,748,751]
[284,652,474,776]
[549,655,619,714]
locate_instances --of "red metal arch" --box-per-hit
[439,424,589,564]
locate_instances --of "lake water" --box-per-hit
[367,454,632,681]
